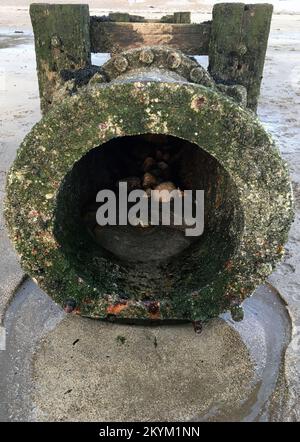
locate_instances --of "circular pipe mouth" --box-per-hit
[5,78,293,322]
[54,133,244,301]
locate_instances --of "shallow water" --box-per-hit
[0,29,32,49]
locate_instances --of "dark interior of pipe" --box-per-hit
[54,134,244,299]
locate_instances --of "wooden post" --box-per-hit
[174,12,191,24]
[30,3,91,114]
[108,12,145,22]
[208,3,273,111]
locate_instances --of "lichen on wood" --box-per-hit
[30,3,91,114]
[208,3,273,111]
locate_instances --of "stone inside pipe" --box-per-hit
[4,46,294,324]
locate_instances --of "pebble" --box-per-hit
[153,181,177,202]
[143,157,156,172]
[142,172,157,189]
[155,181,176,192]
[82,143,186,228]
[157,161,170,179]
[157,161,168,171]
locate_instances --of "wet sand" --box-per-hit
[0,281,291,421]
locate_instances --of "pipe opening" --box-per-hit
[54,134,244,299]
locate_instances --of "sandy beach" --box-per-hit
[1,0,300,30]
[0,0,300,422]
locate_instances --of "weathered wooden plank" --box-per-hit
[90,21,211,55]
[30,3,91,114]
[208,3,273,111]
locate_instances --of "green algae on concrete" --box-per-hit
[4,46,294,323]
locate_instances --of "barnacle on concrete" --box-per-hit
[4,47,294,323]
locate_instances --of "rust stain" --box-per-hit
[107,302,129,315]
[149,311,160,320]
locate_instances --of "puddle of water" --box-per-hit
[0,280,65,421]
[202,284,291,422]
[0,29,33,49]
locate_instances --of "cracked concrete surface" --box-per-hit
[0,12,300,421]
